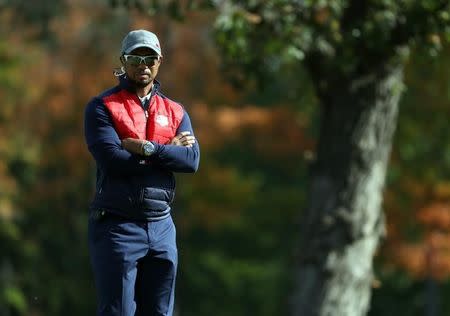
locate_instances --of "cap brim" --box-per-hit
[123,43,162,56]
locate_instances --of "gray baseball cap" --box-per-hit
[121,30,162,56]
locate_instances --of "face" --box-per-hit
[121,47,161,88]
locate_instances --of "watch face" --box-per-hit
[144,142,154,155]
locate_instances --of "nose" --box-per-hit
[137,62,149,69]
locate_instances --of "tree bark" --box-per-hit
[291,63,404,316]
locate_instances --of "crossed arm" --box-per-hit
[84,97,200,175]
[121,131,196,154]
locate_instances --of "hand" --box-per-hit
[170,131,196,147]
[121,138,144,154]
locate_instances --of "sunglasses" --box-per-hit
[123,54,160,66]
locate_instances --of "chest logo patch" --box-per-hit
[155,114,169,127]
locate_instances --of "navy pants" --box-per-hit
[88,211,177,316]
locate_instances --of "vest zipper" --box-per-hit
[140,189,145,204]
[144,109,149,141]
[144,95,153,139]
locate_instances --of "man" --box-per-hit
[84,29,200,316]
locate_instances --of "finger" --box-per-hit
[183,139,196,145]
[179,135,195,142]
[170,135,182,143]
[179,131,191,136]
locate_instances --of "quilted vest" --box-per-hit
[102,88,184,144]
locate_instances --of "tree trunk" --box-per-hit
[291,63,404,316]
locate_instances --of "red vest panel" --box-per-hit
[103,89,184,144]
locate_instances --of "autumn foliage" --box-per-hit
[0,1,450,315]
[387,185,450,281]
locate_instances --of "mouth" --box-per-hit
[137,73,150,80]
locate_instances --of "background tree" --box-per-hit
[207,2,450,315]
[0,1,449,315]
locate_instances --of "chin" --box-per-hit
[139,80,151,86]
[132,78,151,88]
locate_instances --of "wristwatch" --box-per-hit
[142,141,155,156]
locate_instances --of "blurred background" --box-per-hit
[0,1,449,315]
